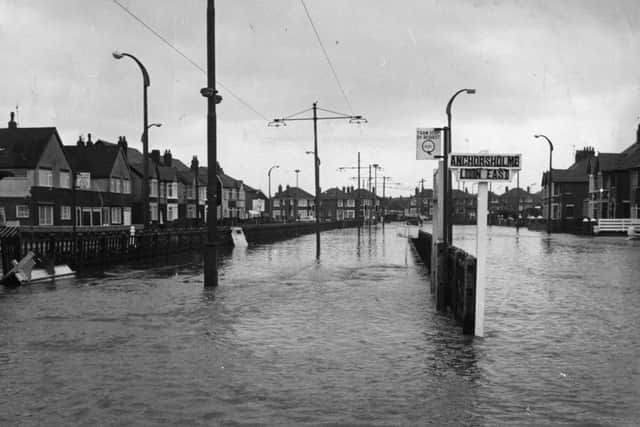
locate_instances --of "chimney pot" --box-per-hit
[8,112,17,129]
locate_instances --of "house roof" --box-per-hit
[320,187,348,199]
[130,162,158,179]
[273,186,314,199]
[452,189,475,199]
[0,127,60,169]
[157,165,177,181]
[63,140,122,178]
[176,170,194,184]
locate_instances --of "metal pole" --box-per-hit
[313,102,320,259]
[548,145,553,234]
[373,165,378,222]
[368,164,371,225]
[357,152,361,225]
[204,0,218,287]
[268,171,271,216]
[142,81,149,228]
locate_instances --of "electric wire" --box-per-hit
[299,0,355,115]
[111,0,268,121]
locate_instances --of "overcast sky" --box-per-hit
[2,0,640,196]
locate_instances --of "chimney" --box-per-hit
[76,135,85,147]
[151,149,161,164]
[505,186,509,193]
[637,123,640,144]
[8,112,17,129]
[278,184,283,193]
[163,149,172,166]
[86,133,93,147]
[190,155,199,172]
[575,146,595,164]
[342,186,346,193]
[286,184,290,191]
[527,186,530,193]
[117,136,128,158]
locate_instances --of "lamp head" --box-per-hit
[112,51,124,59]
[534,134,541,139]
[268,119,286,127]
[466,89,476,94]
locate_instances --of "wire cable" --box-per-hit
[299,0,355,114]
[111,0,268,121]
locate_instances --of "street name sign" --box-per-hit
[449,153,521,169]
[416,128,442,160]
[449,153,521,182]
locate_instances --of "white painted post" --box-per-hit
[475,181,488,337]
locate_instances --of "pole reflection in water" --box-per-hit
[1,223,640,425]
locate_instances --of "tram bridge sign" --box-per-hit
[449,153,521,182]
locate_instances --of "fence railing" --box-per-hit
[594,218,640,233]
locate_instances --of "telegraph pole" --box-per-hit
[202,0,222,287]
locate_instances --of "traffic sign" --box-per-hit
[416,128,442,160]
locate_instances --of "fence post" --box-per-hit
[435,240,447,311]
[462,256,476,335]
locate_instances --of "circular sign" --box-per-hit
[421,139,436,154]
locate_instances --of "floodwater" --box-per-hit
[1,223,639,425]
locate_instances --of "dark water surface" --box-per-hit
[1,223,639,425]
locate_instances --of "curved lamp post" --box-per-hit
[113,50,151,228]
[444,88,475,245]
[534,134,554,234]
[268,165,279,218]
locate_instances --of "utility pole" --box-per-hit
[270,104,366,258]
[202,0,223,287]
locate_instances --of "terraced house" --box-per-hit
[63,134,132,226]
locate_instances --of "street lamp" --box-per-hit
[113,50,151,228]
[444,88,475,245]
[268,164,279,218]
[269,103,366,259]
[534,134,554,234]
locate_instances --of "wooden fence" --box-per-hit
[411,230,476,334]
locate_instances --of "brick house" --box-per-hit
[271,185,315,221]
[63,134,133,226]
[0,113,73,226]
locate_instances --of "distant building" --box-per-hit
[271,185,315,221]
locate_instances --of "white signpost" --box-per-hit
[449,152,522,337]
[416,128,443,160]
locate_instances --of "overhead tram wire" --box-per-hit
[111,0,268,121]
[299,0,355,115]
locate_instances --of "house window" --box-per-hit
[167,204,178,221]
[111,207,122,224]
[272,209,280,218]
[167,182,177,199]
[565,204,575,219]
[149,202,158,221]
[38,169,53,187]
[122,179,131,194]
[38,205,54,226]
[59,171,70,188]
[150,179,158,197]
[273,199,280,207]
[61,205,71,220]
[187,204,197,218]
[16,205,29,218]
[102,207,110,225]
[337,200,343,207]
[0,207,5,225]
[347,199,355,207]
[111,178,121,193]
[239,190,245,201]
[123,207,131,225]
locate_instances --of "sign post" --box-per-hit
[449,152,521,337]
[475,181,488,337]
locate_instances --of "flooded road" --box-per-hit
[1,223,639,425]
